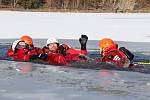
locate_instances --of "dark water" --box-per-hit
[0,39,150,100]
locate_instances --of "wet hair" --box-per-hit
[14,40,26,53]
[14,48,18,53]
[56,43,59,47]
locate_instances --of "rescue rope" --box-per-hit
[137,62,150,65]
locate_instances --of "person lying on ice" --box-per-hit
[42,35,88,63]
[95,38,134,68]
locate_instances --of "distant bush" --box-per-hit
[0,0,12,6]
[17,0,46,9]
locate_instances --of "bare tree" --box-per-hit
[46,0,55,8]
[63,0,70,9]
[115,0,137,12]
[0,0,2,5]
[13,0,19,8]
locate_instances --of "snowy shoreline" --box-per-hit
[0,11,150,42]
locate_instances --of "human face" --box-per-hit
[18,41,26,46]
[48,43,58,51]
[16,41,27,49]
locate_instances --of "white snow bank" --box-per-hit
[0,11,150,42]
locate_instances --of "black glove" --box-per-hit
[79,35,88,50]
[57,45,68,56]
[38,53,48,60]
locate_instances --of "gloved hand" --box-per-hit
[57,44,69,56]
[79,35,88,50]
[38,53,48,60]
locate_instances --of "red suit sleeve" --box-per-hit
[12,49,30,61]
[67,48,87,55]
[7,48,14,57]
[8,48,38,61]
[47,53,67,65]
[101,49,130,67]
[58,44,87,55]
[34,47,43,54]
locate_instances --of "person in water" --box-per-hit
[8,34,88,65]
[7,36,47,62]
[8,39,51,66]
[19,35,44,55]
[7,40,37,61]
[96,38,134,68]
[42,35,88,64]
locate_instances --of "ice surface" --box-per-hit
[0,11,150,42]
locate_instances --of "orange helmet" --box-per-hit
[20,36,33,45]
[99,38,115,49]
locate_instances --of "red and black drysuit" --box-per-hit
[42,44,87,65]
[95,44,134,68]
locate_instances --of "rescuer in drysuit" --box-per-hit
[7,40,39,61]
[7,36,45,62]
[42,35,88,65]
[95,38,134,68]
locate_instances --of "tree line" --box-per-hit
[0,0,150,12]
[0,0,46,9]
